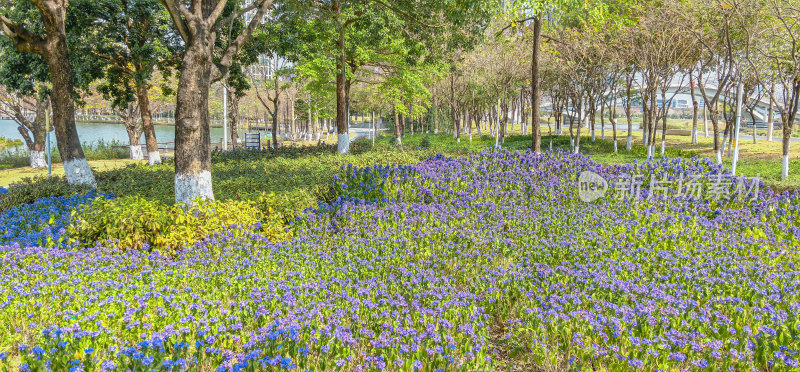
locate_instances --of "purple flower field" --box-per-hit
[1,149,799,371]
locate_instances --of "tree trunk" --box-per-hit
[266,111,275,149]
[710,109,722,164]
[136,84,161,165]
[290,87,296,141]
[45,29,96,186]
[625,101,633,151]
[15,104,48,168]
[500,101,508,144]
[432,91,438,133]
[174,42,213,204]
[229,88,240,149]
[660,110,668,156]
[1,4,96,185]
[690,82,699,145]
[530,16,542,152]
[600,102,605,141]
[767,99,774,141]
[643,110,649,148]
[30,130,47,168]
[782,116,791,180]
[589,96,596,143]
[335,7,349,154]
[308,97,313,142]
[609,99,618,153]
[123,111,144,161]
[393,109,401,144]
[574,97,583,154]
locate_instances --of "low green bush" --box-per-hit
[0,137,22,149]
[68,196,291,251]
[0,176,92,211]
[420,136,432,149]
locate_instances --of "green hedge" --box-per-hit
[68,196,289,251]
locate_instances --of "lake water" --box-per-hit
[0,119,250,152]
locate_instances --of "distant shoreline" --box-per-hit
[75,119,225,128]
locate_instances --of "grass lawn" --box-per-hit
[3,130,798,192]
[0,158,146,187]
[382,132,800,190]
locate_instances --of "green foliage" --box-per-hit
[420,135,432,149]
[68,196,283,251]
[76,0,180,109]
[0,177,92,211]
[0,0,105,98]
[0,137,22,149]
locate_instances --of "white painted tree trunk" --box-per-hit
[716,150,723,165]
[783,154,789,180]
[175,171,214,204]
[148,151,162,165]
[614,140,618,153]
[626,135,632,151]
[767,108,774,141]
[130,145,144,161]
[30,151,47,168]
[660,140,666,156]
[63,158,97,187]
[721,135,728,157]
[601,118,605,140]
[337,133,350,154]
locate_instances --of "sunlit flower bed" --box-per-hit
[1,149,799,371]
[0,191,108,248]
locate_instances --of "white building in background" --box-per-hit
[240,0,290,81]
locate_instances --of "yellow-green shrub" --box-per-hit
[68,196,291,251]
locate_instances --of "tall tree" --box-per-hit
[80,0,180,165]
[743,0,800,180]
[0,0,100,186]
[278,0,493,154]
[159,0,273,204]
[253,55,293,149]
[504,0,636,152]
[0,85,50,168]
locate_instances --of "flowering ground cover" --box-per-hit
[0,191,108,248]
[1,148,799,371]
